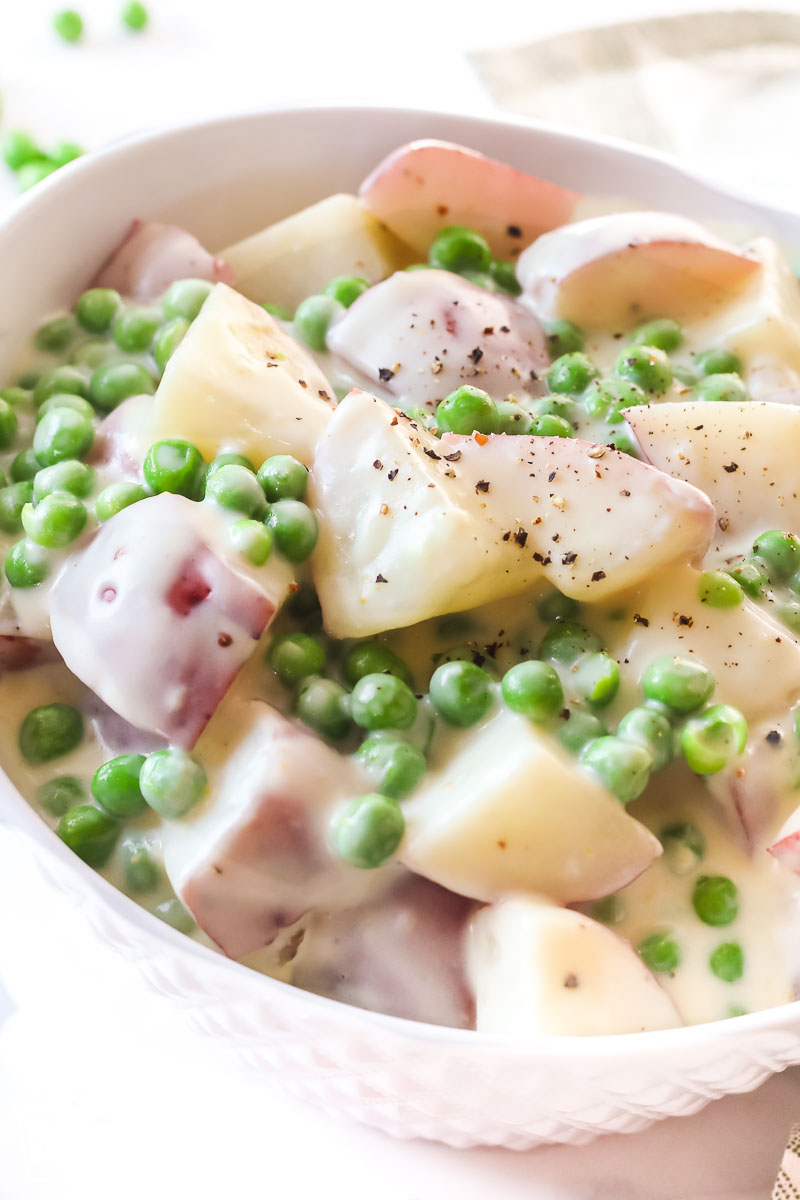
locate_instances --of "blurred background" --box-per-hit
[3,2,800,1197]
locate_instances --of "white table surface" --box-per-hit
[2,1,800,1196]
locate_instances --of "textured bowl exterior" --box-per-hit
[2,104,800,1150]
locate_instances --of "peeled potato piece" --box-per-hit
[468,898,682,1036]
[220,194,415,310]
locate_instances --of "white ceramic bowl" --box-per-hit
[2,105,800,1152]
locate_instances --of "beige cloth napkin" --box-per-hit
[472,9,800,207]
[472,13,800,1193]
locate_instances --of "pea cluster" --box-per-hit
[725,528,800,637]
[21,700,201,927]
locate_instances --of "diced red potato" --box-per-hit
[162,701,395,960]
[49,493,293,748]
[516,212,760,329]
[326,268,548,411]
[89,392,153,483]
[310,390,715,638]
[626,401,800,559]
[401,708,661,904]
[291,874,476,1029]
[769,805,800,873]
[359,140,579,260]
[443,430,715,600]
[707,717,795,852]
[468,898,682,1036]
[92,220,234,301]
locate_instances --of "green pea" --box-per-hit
[162,278,214,322]
[710,942,744,982]
[429,659,493,728]
[614,344,672,394]
[432,645,501,679]
[332,793,405,869]
[692,874,739,926]
[33,365,91,406]
[75,289,120,334]
[34,460,93,502]
[19,702,83,764]
[71,341,116,369]
[322,275,369,308]
[293,294,342,352]
[90,361,154,412]
[580,735,652,804]
[90,754,147,818]
[2,130,45,170]
[592,894,626,925]
[405,405,438,431]
[494,399,532,434]
[527,395,576,422]
[122,839,160,893]
[545,319,585,358]
[777,599,800,635]
[269,632,326,687]
[698,570,743,608]
[33,406,94,466]
[262,303,293,320]
[58,806,119,868]
[121,0,149,30]
[206,453,255,477]
[693,373,748,404]
[460,270,497,291]
[680,704,747,775]
[204,463,267,519]
[350,673,418,731]
[673,365,698,387]
[488,259,521,296]
[632,317,683,352]
[296,676,351,740]
[95,481,150,521]
[35,315,77,354]
[10,450,40,484]
[726,560,767,599]
[256,454,309,502]
[0,482,34,534]
[17,369,41,390]
[22,492,87,548]
[501,660,563,723]
[642,655,715,715]
[540,621,602,665]
[530,412,572,438]
[113,306,160,352]
[583,377,647,424]
[604,426,640,458]
[139,748,207,819]
[37,774,85,817]
[555,706,607,754]
[536,590,580,624]
[428,225,491,274]
[37,392,95,423]
[695,348,742,377]
[435,385,498,436]
[266,499,318,562]
[0,386,32,408]
[574,652,620,709]
[355,736,426,800]
[52,9,84,41]
[638,931,680,973]
[5,539,49,588]
[155,898,195,933]
[617,706,673,771]
[229,518,273,566]
[17,161,57,191]
[659,821,705,875]
[546,351,599,395]
[342,642,413,689]
[143,438,205,498]
[752,529,800,582]
[51,141,84,167]
[153,317,190,372]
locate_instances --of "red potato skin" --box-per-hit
[769,829,800,873]
[359,139,579,260]
[91,219,234,301]
[0,636,57,672]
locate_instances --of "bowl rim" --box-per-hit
[3,99,799,1059]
